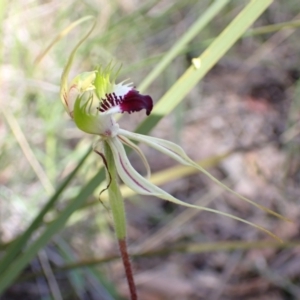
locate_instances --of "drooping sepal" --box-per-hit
[118,135,151,179]
[107,136,281,241]
[118,129,290,222]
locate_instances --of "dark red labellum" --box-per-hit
[98,89,153,116]
[120,89,153,116]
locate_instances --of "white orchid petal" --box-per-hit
[113,82,133,98]
[118,135,151,179]
[119,129,289,222]
[101,106,122,116]
[107,137,281,241]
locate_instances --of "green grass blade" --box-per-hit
[25,240,300,272]
[245,19,300,36]
[137,0,273,135]
[55,238,88,299]
[87,267,125,300]
[139,0,230,92]
[0,161,103,294]
[0,148,91,278]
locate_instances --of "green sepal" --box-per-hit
[73,95,100,135]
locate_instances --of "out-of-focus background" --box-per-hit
[1,0,300,299]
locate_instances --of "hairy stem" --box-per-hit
[104,141,137,300]
[118,239,137,300]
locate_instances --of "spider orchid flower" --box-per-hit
[60,62,287,240]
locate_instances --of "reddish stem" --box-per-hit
[118,239,137,300]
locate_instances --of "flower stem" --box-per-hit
[104,141,137,300]
[118,239,137,300]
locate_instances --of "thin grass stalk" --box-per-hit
[139,0,230,92]
[0,148,91,278]
[16,240,300,282]
[136,0,273,135]
[0,150,93,294]
[246,19,300,36]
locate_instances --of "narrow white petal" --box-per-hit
[107,136,281,241]
[119,129,193,165]
[119,129,289,222]
[107,137,155,195]
[118,135,151,179]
